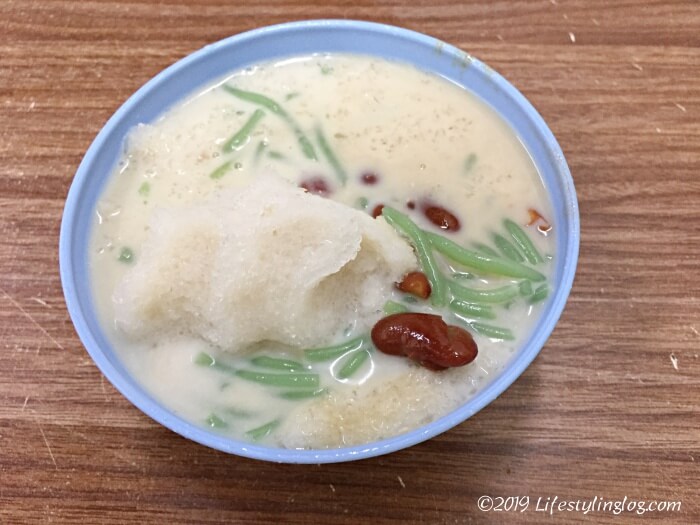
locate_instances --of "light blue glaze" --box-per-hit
[59,20,580,464]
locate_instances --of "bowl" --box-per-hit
[59,19,579,463]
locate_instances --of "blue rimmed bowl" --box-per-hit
[59,19,579,463]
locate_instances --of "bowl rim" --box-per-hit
[59,18,580,464]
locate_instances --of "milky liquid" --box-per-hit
[90,54,555,448]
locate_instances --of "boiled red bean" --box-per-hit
[371,313,478,370]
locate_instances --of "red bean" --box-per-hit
[423,203,461,232]
[406,200,416,210]
[527,208,552,234]
[396,271,431,299]
[300,176,332,197]
[371,313,478,370]
[360,172,379,185]
[371,204,384,218]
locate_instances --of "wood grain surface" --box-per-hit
[1,1,698,523]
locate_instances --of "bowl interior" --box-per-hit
[60,19,579,463]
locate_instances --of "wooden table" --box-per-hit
[1,1,698,523]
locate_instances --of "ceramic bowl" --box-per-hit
[60,20,579,463]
